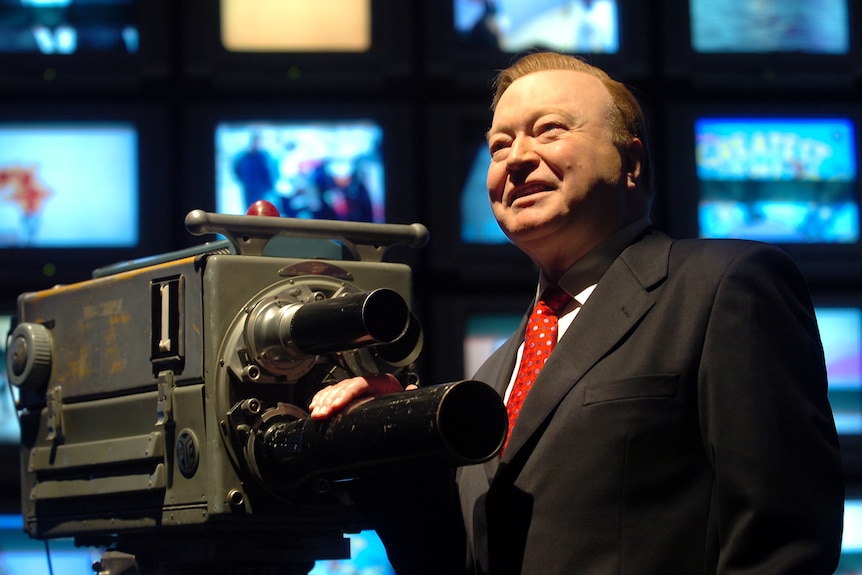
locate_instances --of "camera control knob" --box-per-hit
[7,322,52,389]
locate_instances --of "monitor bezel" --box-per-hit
[179,100,421,262]
[181,0,415,92]
[663,100,862,284]
[421,0,652,90]
[0,0,172,93]
[0,102,173,293]
[658,0,862,89]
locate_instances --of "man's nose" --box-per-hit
[507,136,539,170]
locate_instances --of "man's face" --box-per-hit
[486,69,635,268]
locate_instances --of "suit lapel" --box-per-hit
[500,230,673,461]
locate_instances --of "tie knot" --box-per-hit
[538,285,572,316]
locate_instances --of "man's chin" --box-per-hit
[500,223,553,250]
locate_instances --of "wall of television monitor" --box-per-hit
[1,0,862,571]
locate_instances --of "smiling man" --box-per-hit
[485,62,648,278]
[310,52,844,575]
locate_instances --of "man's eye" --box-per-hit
[489,141,509,157]
[538,123,563,134]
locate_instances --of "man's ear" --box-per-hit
[624,138,644,189]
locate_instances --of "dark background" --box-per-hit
[2,0,862,513]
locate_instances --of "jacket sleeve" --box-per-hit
[699,242,844,574]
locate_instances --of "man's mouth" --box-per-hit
[508,183,550,206]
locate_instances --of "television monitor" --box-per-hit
[838,494,862,575]
[0,122,138,248]
[427,294,529,385]
[308,530,394,575]
[423,0,651,88]
[0,515,102,573]
[182,0,413,91]
[0,312,21,505]
[812,293,862,479]
[659,0,861,87]
[459,139,509,246]
[0,0,171,90]
[181,102,419,256]
[0,104,172,293]
[462,309,523,380]
[214,120,386,224]
[664,102,862,283]
[0,314,19,447]
[424,103,537,287]
[815,304,862,437]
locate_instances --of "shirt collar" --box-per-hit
[538,218,652,300]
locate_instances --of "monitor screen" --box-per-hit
[0,104,170,292]
[660,0,860,85]
[215,120,385,223]
[182,103,418,254]
[182,0,412,89]
[220,0,371,53]
[309,530,394,575]
[460,140,509,245]
[0,314,18,446]
[0,515,102,574]
[0,121,139,248]
[423,1,648,87]
[664,102,862,283]
[694,116,859,244]
[837,498,862,574]
[463,312,522,379]
[815,305,862,436]
[424,103,536,286]
[427,294,530,385]
[0,0,139,55]
[690,0,850,55]
[0,0,170,89]
[454,0,619,54]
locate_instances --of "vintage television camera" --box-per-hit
[5,207,507,574]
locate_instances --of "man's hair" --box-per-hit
[491,52,653,197]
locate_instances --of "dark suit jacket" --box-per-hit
[371,227,844,575]
[457,227,844,574]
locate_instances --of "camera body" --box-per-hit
[7,210,507,572]
[16,252,415,524]
[6,211,445,570]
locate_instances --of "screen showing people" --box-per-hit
[695,116,859,244]
[453,0,619,54]
[0,0,139,55]
[0,122,138,248]
[216,120,385,223]
[689,0,850,54]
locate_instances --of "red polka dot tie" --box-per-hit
[503,285,572,453]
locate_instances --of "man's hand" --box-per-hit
[309,373,413,419]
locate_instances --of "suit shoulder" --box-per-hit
[665,237,810,293]
[670,237,794,266]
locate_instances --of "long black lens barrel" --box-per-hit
[290,288,409,355]
[254,380,508,485]
[246,289,411,366]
